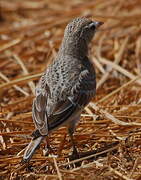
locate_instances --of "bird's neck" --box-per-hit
[58,37,88,58]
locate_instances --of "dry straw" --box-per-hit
[0,0,141,179]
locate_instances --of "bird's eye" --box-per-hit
[88,23,96,30]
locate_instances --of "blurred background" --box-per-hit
[0,0,141,179]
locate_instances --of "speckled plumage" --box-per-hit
[23,17,103,162]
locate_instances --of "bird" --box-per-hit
[23,17,103,162]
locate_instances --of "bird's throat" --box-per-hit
[58,37,88,58]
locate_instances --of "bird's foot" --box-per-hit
[43,144,55,156]
[69,146,80,160]
[72,146,79,159]
[68,147,81,167]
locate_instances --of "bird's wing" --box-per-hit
[71,68,96,107]
[23,74,49,162]
[32,73,49,135]
[48,67,96,130]
[48,99,78,130]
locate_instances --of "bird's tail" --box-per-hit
[23,136,44,162]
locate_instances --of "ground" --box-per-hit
[0,0,141,179]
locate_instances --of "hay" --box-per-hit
[0,0,141,179]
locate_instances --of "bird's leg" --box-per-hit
[69,131,78,156]
[44,136,54,156]
[68,121,79,158]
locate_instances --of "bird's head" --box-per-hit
[64,17,104,44]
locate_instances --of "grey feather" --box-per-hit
[23,17,103,162]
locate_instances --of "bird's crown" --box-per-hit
[64,17,103,39]
[65,17,92,35]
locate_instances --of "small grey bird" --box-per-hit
[23,17,103,162]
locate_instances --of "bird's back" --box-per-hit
[41,55,85,115]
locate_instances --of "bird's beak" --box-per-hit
[89,21,104,29]
[94,21,104,28]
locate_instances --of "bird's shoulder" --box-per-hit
[47,56,83,86]
[59,56,96,101]
[35,55,96,100]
